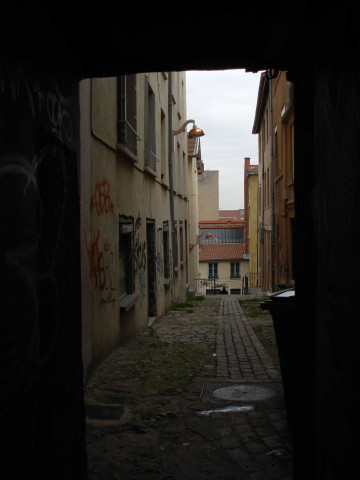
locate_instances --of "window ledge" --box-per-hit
[144,165,157,178]
[116,143,138,164]
[119,293,139,312]
[164,277,172,288]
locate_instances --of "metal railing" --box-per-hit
[247,272,264,288]
[195,273,264,296]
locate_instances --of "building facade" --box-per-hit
[197,213,249,295]
[187,134,204,292]
[80,72,194,379]
[198,169,219,220]
[252,71,295,292]
[244,157,259,287]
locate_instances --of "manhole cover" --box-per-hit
[85,404,124,420]
[211,384,276,401]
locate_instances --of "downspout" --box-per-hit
[168,72,175,275]
[262,129,265,291]
[268,70,278,290]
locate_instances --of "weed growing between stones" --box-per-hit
[238,297,270,318]
[170,296,205,312]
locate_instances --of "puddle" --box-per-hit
[197,405,254,416]
[211,384,276,401]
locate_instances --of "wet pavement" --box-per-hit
[84,294,293,480]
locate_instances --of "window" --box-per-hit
[208,262,218,279]
[230,262,240,278]
[117,75,138,156]
[179,223,184,265]
[160,109,167,181]
[119,219,134,299]
[274,127,279,176]
[173,222,178,271]
[144,77,158,173]
[199,227,244,244]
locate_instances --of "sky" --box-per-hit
[186,69,262,210]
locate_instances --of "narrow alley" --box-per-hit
[84,294,293,480]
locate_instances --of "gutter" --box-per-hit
[168,72,176,272]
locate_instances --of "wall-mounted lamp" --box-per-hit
[172,119,205,150]
[173,119,205,138]
[189,231,212,251]
[198,232,212,243]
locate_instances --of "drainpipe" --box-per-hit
[268,70,278,290]
[168,72,175,274]
[261,117,265,291]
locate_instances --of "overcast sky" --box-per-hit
[186,69,261,210]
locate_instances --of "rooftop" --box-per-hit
[199,243,246,261]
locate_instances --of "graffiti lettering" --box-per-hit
[84,230,101,288]
[90,180,114,216]
[156,250,164,293]
[134,236,147,272]
[134,215,146,272]
[84,232,116,305]
[138,270,146,306]
[100,292,116,306]
[46,82,73,145]
[99,239,116,293]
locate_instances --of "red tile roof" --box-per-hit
[219,209,244,220]
[199,219,244,228]
[199,243,246,261]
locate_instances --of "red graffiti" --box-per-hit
[84,230,101,287]
[90,180,114,215]
[84,231,117,299]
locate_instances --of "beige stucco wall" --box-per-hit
[80,72,191,380]
[198,170,219,221]
[187,156,200,288]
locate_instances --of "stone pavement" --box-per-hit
[85,294,293,480]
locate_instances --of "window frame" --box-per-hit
[230,262,241,279]
[144,77,159,176]
[208,262,218,279]
[118,218,134,301]
[117,74,140,161]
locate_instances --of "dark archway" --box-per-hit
[1,1,360,479]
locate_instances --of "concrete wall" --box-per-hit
[80,72,190,380]
[248,172,258,277]
[187,156,200,288]
[198,170,219,221]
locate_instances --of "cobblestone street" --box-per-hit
[84,294,293,479]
